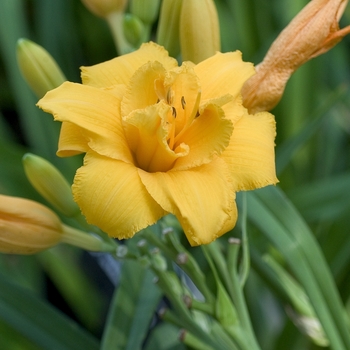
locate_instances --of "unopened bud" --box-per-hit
[22,153,80,217]
[123,13,145,47]
[242,0,350,113]
[81,0,127,18]
[0,194,63,254]
[180,0,220,63]
[130,0,160,24]
[17,39,66,98]
[264,255,328,346]
[156,0,183,58]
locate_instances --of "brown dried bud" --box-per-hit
[242,0,350,113]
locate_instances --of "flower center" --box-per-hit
[122,62,203,173]
[154,80,201,153]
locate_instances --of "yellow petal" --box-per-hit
[57,122,89,157]
[222,110,278,191]
[194,51,255,101]
[173,102,233,170]
[121,61,167,117]
[221,95,247,126]
[138,158,237,246]
[72,152,166,239]
[38,82,133,163]
[81,42,178,88]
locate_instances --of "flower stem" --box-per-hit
[61,224,117,252]
[106,11,133,55]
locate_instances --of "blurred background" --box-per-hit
[1,0,350,349]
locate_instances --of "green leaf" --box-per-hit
[286,171,350,222]
[101,259,162,350]
[0,0,61,160]
[0,317,39,350]
[38,247,107,332]
[0,271,99,350]
[247,186,350,349]
[276,84,347,175]
[0,138,38,198]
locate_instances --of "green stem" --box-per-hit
[142,228,215,303]
[61,224,117,252]
[203,244,261,350]
[154,268,236,350]
[239,192,250,286]
[106,11,134,55]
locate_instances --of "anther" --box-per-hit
[166,89,172,104]
[181,96,186,109]
[172,106,177,118]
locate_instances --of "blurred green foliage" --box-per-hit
[1,0,350,349]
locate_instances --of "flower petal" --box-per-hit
[38,82,133,163]
[138,158,237,246]
[73,152,166,238]
[222,110,278,191]
[81,42,178,88]
[57,122,89,157]
[194,51,255,101]
[173,102,233,170]
[121,61,167,117]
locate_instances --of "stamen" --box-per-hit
[166,89,173,105]
[172,106,177,118]
[174,90,201,144]
[181,96,186,109]
[168,109,176,149]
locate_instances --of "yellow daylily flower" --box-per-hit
[38,42,277,246]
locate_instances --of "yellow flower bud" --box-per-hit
[16,39,66,98]
[0,194,63,254]
[81,0,127,18]
[22,154,80,218]
[156,0,183,58]
[130,0,160,24]
[180,0,220,63]
[0,194,115,254]
[242,0,350,113]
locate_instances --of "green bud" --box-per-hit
[156,0,182,58]
[180,0,220,63]
[130,0,160,24]
[215,282,238,331]
[264,255,329,346]
[22,153,80,217]
[17,39,66,98]
[150,249,168,271]
[123,13,145,47]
